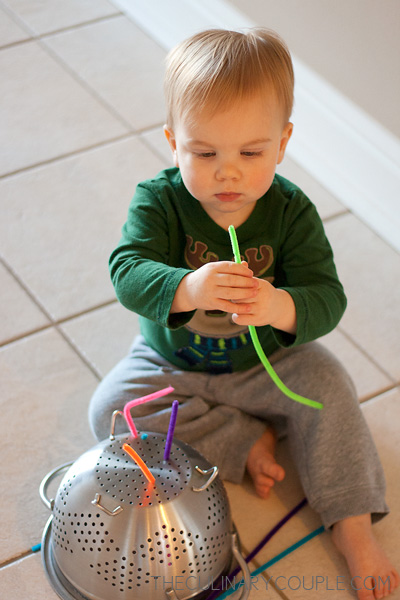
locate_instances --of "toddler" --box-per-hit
[89,28,398,599]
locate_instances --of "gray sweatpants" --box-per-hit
[88,335,388,529]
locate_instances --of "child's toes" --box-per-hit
[254,473,275,498]
[268,462,285,482]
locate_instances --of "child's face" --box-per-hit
[164,93,293,229]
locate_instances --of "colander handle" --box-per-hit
[39,462,73,510]
[109,410,124,440]
[164,533,251,600]
[231,532,252,600]
[192,465,219,492]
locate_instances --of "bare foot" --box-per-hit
[246,428,285,498]
[332,513,400,599]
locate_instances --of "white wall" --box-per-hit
[229,0,400,139]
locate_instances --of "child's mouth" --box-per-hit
[215,192,241,202]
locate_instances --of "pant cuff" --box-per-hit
[311,486,389,529]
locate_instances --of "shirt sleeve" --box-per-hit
[271,191,347,347]
[109,181,194,329]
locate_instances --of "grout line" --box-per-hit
[0,38,30,51]
[360,385,400,406]
[0,298,118,349]
[321,209,349,224]
[337,326,398,385]
[56,324,102,380]
[0,549,34,570]
[242,565,290,600]
[0,12,123,52]
[360,384,399,404]
[0,323,53,348]
[57,299,119,325]
[0,122,167,181]
[265,574,291,600]
[138,132,171,167]
[0,133,134,180]
[135,121,166,135]
[30,13,123,40]
[0,255,53,324]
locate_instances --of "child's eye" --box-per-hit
[241,151,263,157]
[195,152,216,158]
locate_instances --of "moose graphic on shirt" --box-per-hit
[175,235,275,373]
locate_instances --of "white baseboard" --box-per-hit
[111,0,400,253]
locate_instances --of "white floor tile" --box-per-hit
[326,214,400,381]
[0,40,127,176]
[45,16,167,131]
[0,137,165,320]
[60,303,140,377]
[319,328,394,401]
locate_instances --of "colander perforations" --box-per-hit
[205,479,230,530]
[94,436,192,506]
[83,525,230,593]
[89,559,152,592]
[53,506,116,555]
[53,505,230,590]
[57,474,76,507]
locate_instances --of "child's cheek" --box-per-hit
[179,164,202,200]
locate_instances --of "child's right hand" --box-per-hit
[171,261,258,314]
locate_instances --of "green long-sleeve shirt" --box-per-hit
[109,167,346,373]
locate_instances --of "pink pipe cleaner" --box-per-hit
[123,386,174,438]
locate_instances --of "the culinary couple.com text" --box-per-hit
[151,573,392,594]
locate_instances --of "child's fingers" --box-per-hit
[216,272,258,291]
[231,312,255,325]
[217,300,253,315]
[216,260,254,277]
[231,295,257,304]
[216,284,257,301]
[231,310,269,326]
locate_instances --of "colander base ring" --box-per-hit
[42,516,246,600]
[42,516,91,600]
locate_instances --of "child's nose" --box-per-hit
[215,160,240,181]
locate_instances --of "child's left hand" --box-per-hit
[231,278,297,335]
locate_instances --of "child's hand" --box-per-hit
[231,278,297,335]
[172,261,258,315]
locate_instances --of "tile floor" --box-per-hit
[0,1,399,599]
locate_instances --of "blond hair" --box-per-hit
[164,28,294,128]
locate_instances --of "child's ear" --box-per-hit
[277,122,293,164]
[164,125,179,167]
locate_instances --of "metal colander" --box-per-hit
[40,415,250,600]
